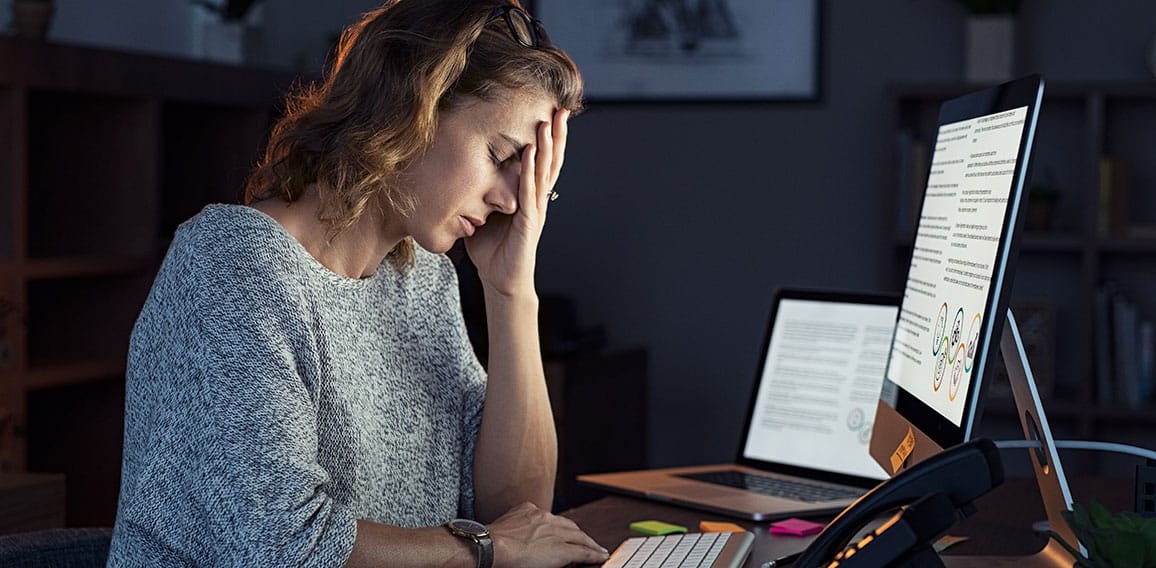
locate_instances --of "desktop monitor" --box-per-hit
[869,75,1045,475]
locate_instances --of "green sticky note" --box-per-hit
[630,520,688,536]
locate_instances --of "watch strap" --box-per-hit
[475,534,493,568]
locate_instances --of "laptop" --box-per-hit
[579,288,899,521]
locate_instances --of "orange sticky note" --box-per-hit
[699,521,746,533]
[890,426,916,473]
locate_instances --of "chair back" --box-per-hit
[0,527,113,568]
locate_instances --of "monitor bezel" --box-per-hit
[735,287,900,489]
[878,75,1045,453]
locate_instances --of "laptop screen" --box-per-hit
[741,295,895,481]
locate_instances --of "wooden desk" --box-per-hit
[562,476,1130,566]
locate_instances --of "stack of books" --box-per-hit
[1095,284,1156,407]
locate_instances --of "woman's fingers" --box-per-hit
[517,109,570,214]
[551,109,569,185]
[536,119,554,209]
[563,542,612,564]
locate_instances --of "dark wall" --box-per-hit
[533,0,1156,467]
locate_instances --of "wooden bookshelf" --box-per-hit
[0,37,295,524]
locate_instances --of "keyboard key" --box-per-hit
[605,532,746,568]
[675,470,862,502]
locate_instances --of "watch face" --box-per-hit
[449,518,489,538]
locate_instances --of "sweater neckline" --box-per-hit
[207,204,394,288]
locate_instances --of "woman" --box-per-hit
[108,1,609,566]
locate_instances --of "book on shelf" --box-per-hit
[1094,284,1115,403]
[1096,284,1153,407]
[1113,294,1141,407]
[1097,157,1130,237]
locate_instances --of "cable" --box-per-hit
[994,439,1156,462]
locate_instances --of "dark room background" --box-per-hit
[3,0,1156,500]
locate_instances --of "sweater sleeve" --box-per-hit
[432,253,488,520]
[188,234,358,566]
[111,223,357,567]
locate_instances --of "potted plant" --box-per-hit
[9,0,55,40]
[194,0,265,64]
[955,0,1023,83]
[1026,171,1062,233]
[1055,501,1156,567]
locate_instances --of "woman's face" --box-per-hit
[398,91,555,254]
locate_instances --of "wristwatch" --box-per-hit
[447,518,493,568]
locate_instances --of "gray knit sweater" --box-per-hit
[108,205,487,567]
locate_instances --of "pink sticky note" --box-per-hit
[769,518,824,536]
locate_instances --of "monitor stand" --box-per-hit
[943,309,1082,567]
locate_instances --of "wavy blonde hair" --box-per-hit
[244,0,584,269]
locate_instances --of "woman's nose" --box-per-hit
[487,176,519,215]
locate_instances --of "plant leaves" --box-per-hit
[1066,502,1156,567]
[1091,501,1115,528]
[1100,534,1145,568]
[1142,518,1156,568]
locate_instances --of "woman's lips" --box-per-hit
[460,216,482,237]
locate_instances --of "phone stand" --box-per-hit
[942,309,1082,567]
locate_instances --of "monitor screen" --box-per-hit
[871,76,1044,473]
[886,105,1029,427]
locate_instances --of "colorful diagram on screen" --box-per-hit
[965,313,981,373]
[949,308,964,355]
[949,343,966,400]
[929,304,983,401]
[846,408,873,445]
[933,343,948,391]
[932,303,948,354]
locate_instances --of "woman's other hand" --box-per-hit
[487,502,609,567]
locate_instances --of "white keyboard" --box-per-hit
[602,531,754,568]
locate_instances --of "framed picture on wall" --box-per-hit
[528,0,822,102]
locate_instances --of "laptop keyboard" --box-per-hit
[602,532,745,568]
[676,470,863,503]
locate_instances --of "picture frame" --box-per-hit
[528,0,822,102]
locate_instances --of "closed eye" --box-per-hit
[488,144,521,168]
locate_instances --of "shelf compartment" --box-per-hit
[26,91,158,259]
[25,273,152,369]
[25,256,157,280]
[1099,258,1156,318]
[0,88,21,262]
[1025,98,1092,235]
[26,377,124,526]
[1099,238,1156,254]
[160,102,271,239]
[25,358,126,391]
[1104,100,1156,230]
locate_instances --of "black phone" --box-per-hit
[792,438,1004,568]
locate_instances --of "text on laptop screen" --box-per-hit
[743,298,893,480]
[884,106,1029,427]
